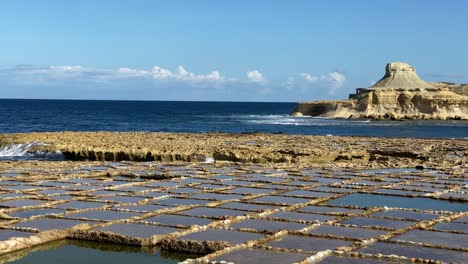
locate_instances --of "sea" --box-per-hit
[0,99,467,138]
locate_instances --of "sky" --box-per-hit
[0,0,467,102]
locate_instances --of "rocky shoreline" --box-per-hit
[0,132,466,169]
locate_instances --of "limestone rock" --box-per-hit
[293,62,468,120]
[370,62,433,89]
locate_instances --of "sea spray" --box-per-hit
[0,142,39,157]
[0,142,63,160]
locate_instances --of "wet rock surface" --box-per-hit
[0,160,465,263]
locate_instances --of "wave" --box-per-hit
[0,142,63,160]
[224,114,376,126]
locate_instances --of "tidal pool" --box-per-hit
[3,240,197,264]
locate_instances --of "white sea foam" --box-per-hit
[232,114,378,126]
[0,142,63,160]
[204,157,215,163]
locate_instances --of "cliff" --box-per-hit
[293,63,468,120]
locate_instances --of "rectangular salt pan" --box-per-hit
[371,210,439,221]
[340,217,414,230]
[212,248,308,264]
[250,195,310,205]
[309,225,387,240]
[0,199,47,208]
[230,219,308,233]
[97,223,181,238]
[328,193,468,212]
[180,229,262,245]
[357,241,468,263]
[0,229,34,241]
[298,205,363,215]
[178,207,246,218]
[266,235,353,252]
[65,210,141,221]
[96,195,146,204]
[267,211,333,223]
[220,202,277,212]
[15,218,94,231]
[391,230,468,249]
[55,201,108,210]
[9,208,66,219]
[144,214,213,227]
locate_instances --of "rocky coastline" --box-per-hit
[292,63,468,120]
[0,132,466,169]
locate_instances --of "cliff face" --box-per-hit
[294,88,468,120]
[293,63,468,120]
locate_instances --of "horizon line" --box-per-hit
[0,97,298,104]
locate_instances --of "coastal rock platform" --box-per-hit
[0,132,467,168]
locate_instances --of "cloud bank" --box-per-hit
[0,64,348,101]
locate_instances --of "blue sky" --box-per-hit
[0,0,467,101]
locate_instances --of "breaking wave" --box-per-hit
[0,142,63,160]
[229,114,375,126]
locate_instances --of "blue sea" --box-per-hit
[0,99,467,138]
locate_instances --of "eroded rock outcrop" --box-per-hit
[293,62,468,120]
[0,132,466,168]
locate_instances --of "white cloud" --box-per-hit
[149,65,225,82]
[49,65,84,72]
[246,70,266,84]
[326,71,346,89]
[0,64,348,99]
[286,71,347,94]
[118,67,150,76]
[0,64,231,86]
[300,73,319,83]
[151,66,174,79]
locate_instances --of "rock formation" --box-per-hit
[292,62,468,120]
[0,132,466,168]
[369,62,433,89]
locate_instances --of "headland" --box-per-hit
[292,62,468,120]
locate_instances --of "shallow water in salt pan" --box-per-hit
[328,193,468,212]
[5,240,194,264]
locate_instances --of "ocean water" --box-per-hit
[0,99,467,138]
